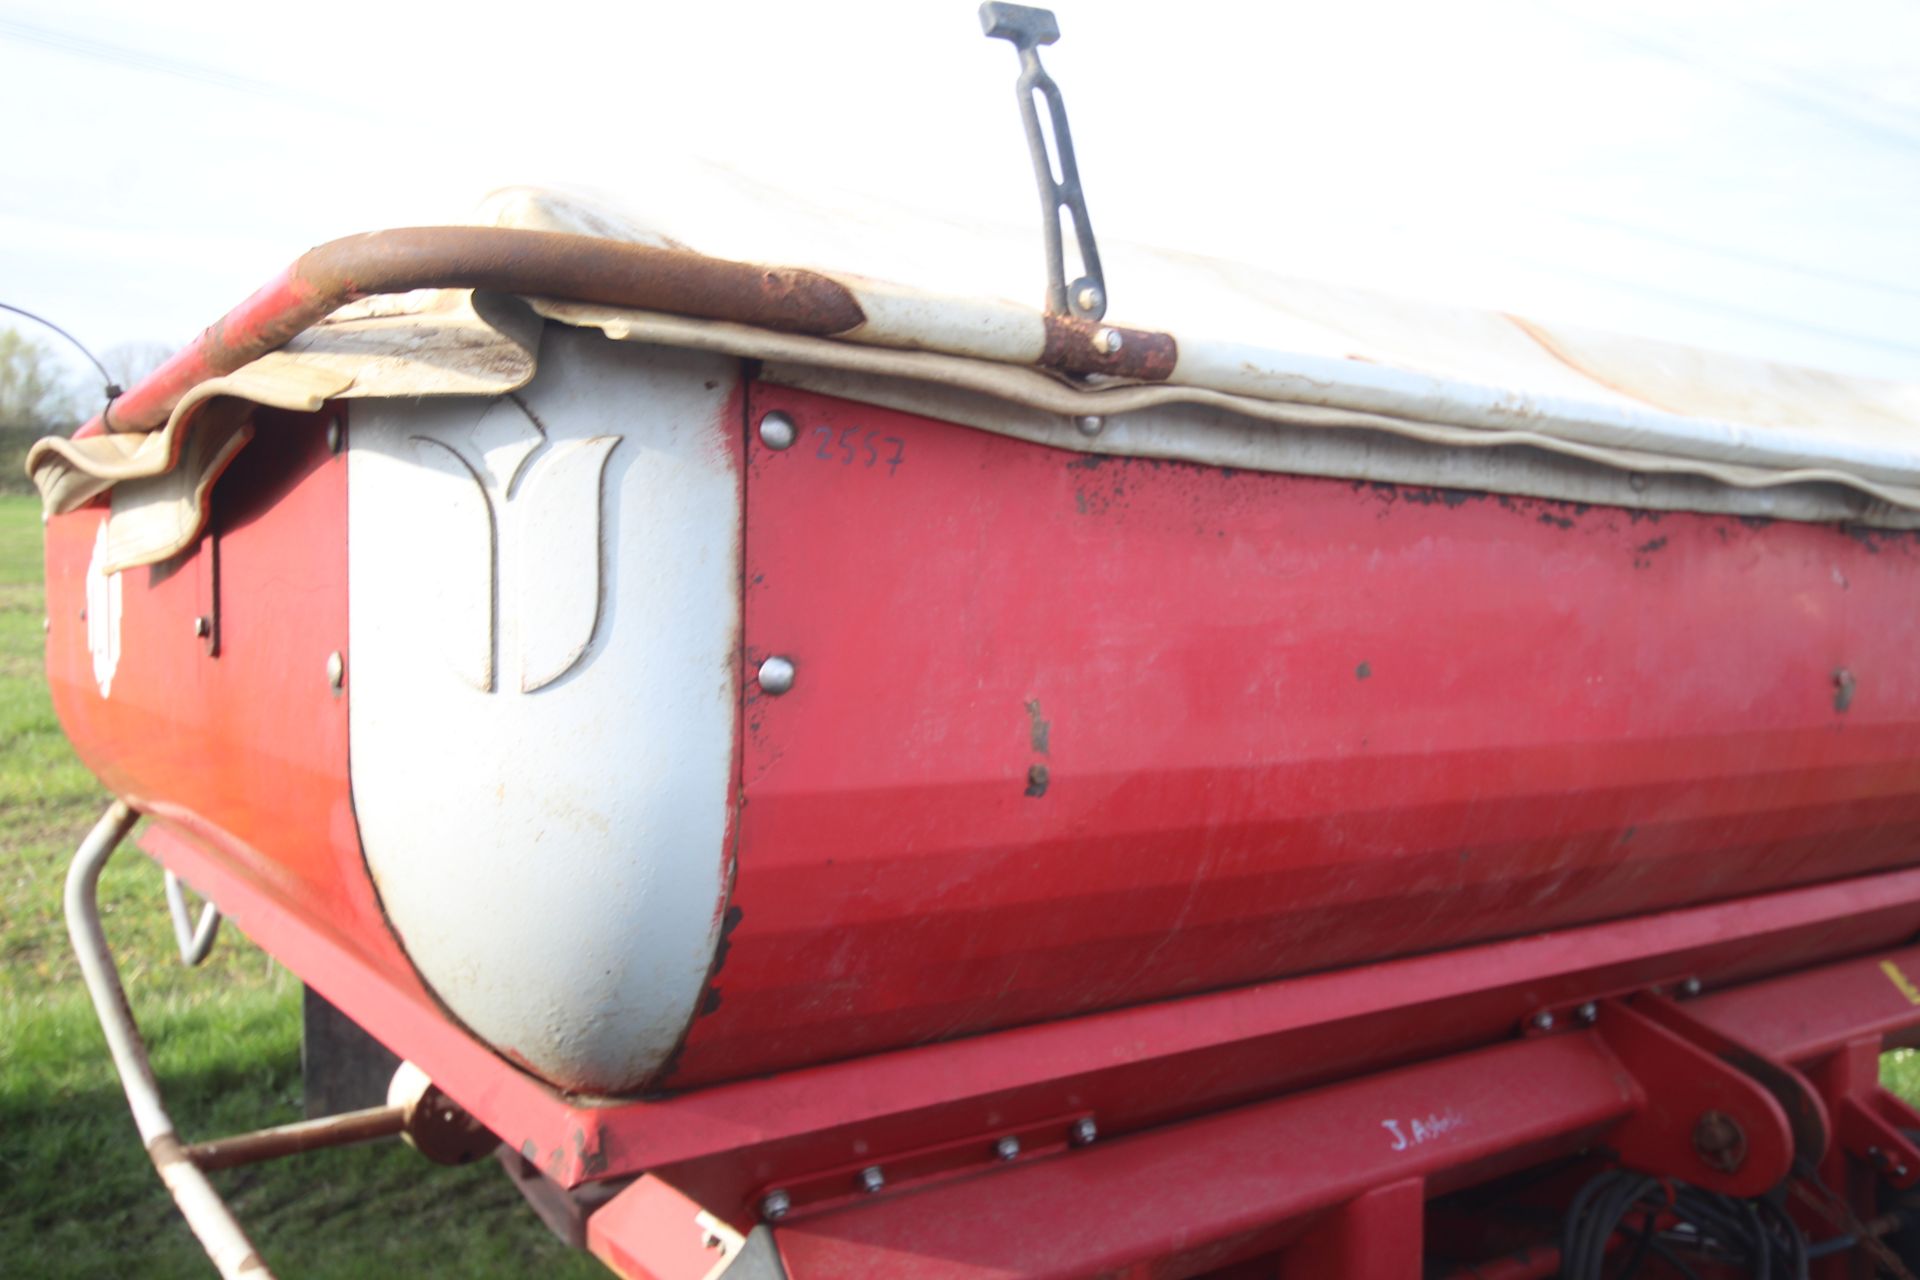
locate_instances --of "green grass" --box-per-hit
[1887,1049,1920,1104]
[0,494,601,1278]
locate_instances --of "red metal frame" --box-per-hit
[136,809,1920,1274]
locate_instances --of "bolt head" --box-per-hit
[1075,283,1105,315]
[1092,327,1124,356]
[758,411,797,451]
[192,615,210,638]
[1679,977,1703,998]
[325,418,343,454]
[1693,1109,1748,1173]
[326,650,345,692]
[1576,1002,1598,1024]
[994,1135,1021,1162]
[1070,1117,1098,1147]
[757,655,796,695]
[1074,414,1104,438]
[760,1190,791,1221]
[858,1165,885,1194]
[1529,1011,1555,1032]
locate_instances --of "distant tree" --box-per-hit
[0,328,79,431]
[0,328,82,494]
[101,340,174,393]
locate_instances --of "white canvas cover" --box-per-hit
[31,180,1920,572]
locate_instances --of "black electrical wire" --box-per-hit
[1561,1168,1809,1280]
[0,301,122,406]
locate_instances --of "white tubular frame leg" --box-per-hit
[164,869,223,967]
[63,800,274,1279]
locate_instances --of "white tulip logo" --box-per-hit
[404,396,621,694]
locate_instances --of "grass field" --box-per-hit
[0,493,601,1278]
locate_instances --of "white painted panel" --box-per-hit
[348,325,739,1093]
[403,437,496,692]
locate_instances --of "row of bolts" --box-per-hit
[754,409,1110,453]
[754,975,1706,1223]
[747,409,1103,701]
[755,976,1702,1220]
[759,1116,1099,1221]
[1528,977,1703,1034]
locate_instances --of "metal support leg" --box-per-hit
[164,869,222,967]
[1279,1177,1425,1280]
[63,801,274,1280]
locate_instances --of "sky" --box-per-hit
[2,0,1918,396]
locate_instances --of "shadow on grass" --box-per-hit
[0,992,605,1279]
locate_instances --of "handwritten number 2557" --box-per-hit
[811,425,904,476]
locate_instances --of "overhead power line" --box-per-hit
[0,16,363,118]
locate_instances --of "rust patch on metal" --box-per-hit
[1041,316,1177,380]
[1835,668,1857,714]
[1506,313,1690,417]
[185,1104,408,1171]
[1025,698,1050,755]
[1842,525,1920,557]
[100,227,867,434]
[147,1131,192,1169]
[572,1123,611,1178]
[302,228,866,338]
[1025,763,1050,798]
[708,904,744,979]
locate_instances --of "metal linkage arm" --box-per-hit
[981,2,1109,322]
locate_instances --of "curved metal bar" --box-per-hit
[163,869,223,967]
[64,801,274,1279]
[85,227,867,438]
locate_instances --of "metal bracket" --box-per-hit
[1592,995,1826,1197]
[749,1110,1094,1224]
[980,2,1108,322]
[1835,1084,1920,1190]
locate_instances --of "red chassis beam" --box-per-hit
[140,816,1920,1278]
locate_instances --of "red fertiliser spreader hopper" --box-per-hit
[34,11,1920,1278]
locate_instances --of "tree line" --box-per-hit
[0,330,169,495]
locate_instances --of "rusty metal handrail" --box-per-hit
[89,226,869,438]
[76,224,1178,446]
